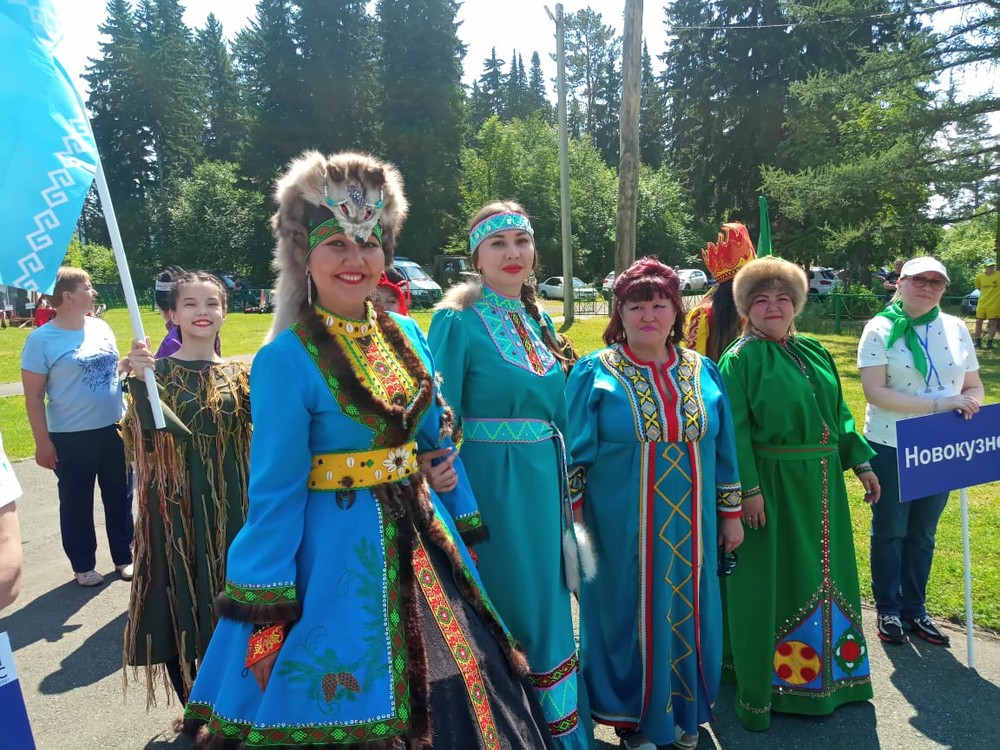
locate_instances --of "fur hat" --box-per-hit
[266,150,408,341]
[732,256,809,318]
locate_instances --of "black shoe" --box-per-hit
[976,338,984,349]
[988,339,995,350]
[905,615,951,646]
[877,614,906,644]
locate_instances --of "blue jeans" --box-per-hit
[869,441,949,619]
[50,425,134,572]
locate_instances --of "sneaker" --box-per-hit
[674,728,700,749]
[905,615,951,646]
[619,731,656,750]
[116,563,134,581]
[75,570,104,587]
[877,614,906,644]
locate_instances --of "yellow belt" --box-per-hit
[307,441,419,491]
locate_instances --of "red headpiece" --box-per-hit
[702,222,756,284]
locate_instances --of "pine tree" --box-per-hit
[294,0,382,153]
[563,8,620,144]
[591,59,621,166]
[197,14,247,163]
[378,0,465,261]
[505,51,526,120]
[478,48,506,120]
[639,43,665,169]
[233,0,303,187]
[526,51,552,121]
[134,0,205,190]
[84,0,151,253]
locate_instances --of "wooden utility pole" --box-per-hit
[615,0,642,274]
[547,4,574,325]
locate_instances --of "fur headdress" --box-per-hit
[266,150,408,341]
[732,256,809,318]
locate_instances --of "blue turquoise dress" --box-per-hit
[565,343,742,745]
[429,284,592,750]
[185,305,551,749]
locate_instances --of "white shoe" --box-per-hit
[674,727,700,749]
[116,563,134,581]
[75,570,104,587]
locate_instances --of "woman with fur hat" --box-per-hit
[183,153,552,749]
[718,257,880,730]
[566,257,744,750]
[428,201,592,750]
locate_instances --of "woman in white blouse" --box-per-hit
[858,257,983,648]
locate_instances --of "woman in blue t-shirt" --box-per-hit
[20,267,134,588]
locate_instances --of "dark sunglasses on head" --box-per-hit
[906,275,947,291]
[718,549,738,577]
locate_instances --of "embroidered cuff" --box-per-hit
[215,581,302,624]
[245,623,285,669]
[741,485,762,500]
[717,482,743,517]
[568,465,586,511]
[454,512,490,546]
[852,462,873,476]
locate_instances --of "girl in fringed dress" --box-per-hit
[124,271,251,706]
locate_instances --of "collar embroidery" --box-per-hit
[473,286,556,376]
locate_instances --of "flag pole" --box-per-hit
[90,160,165,429]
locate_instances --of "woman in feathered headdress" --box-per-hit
[183,152,552,749]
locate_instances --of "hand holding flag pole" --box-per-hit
[0,0,163,427]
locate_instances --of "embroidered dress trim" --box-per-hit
[413,540,500,749]
[568,465,586,510]
[224,581,297,606]
[599,347,668,442]
[462,417,555,444]
[529,652,582,739]
[245,624,285,668]
[308,443,418,490]
[314,303,377,338]
[473,286,557,375]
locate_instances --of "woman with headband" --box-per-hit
[182,155,552,749]
[428,201,593,750]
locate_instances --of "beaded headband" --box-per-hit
[469,212,533,252]
[308,215,383,254]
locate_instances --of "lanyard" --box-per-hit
[913,324,943,392]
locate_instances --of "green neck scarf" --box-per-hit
[876,301,939,379]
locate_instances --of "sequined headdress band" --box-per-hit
[308,215,382,254]
[469,212,534,252]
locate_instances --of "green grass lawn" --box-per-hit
[2,310,998,629]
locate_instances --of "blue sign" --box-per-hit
[0,631,35,749]
[895,403,1000,503]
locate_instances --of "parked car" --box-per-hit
[391,258,443,308]
[677,269,710,291]
[537,276,597,301]
[808,267,842,297]
[602,272,615,292]
[962,289,980,313]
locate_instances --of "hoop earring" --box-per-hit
[306,269,313,306]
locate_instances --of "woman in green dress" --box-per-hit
[124,271,251,705]
[428,201,593,750]
[718,257,880,731]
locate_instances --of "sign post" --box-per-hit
[895,403,1000,670]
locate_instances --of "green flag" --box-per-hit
[758,195,773,257]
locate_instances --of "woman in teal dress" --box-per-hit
[718,257,880,731]
[428,201,593,750]
[566,258,744,750]
[183,153,552,749]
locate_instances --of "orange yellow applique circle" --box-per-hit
[773,640,820,685]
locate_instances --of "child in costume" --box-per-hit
[183,152,552,749]
[428,201,594,750]
[684,222,756,361]
[124,271,251,706]
[154,266,222,359]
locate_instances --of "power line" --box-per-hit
[671,1,982,32]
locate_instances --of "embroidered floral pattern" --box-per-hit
[224,581,297,606]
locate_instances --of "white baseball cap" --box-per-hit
[900,257,949,281]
